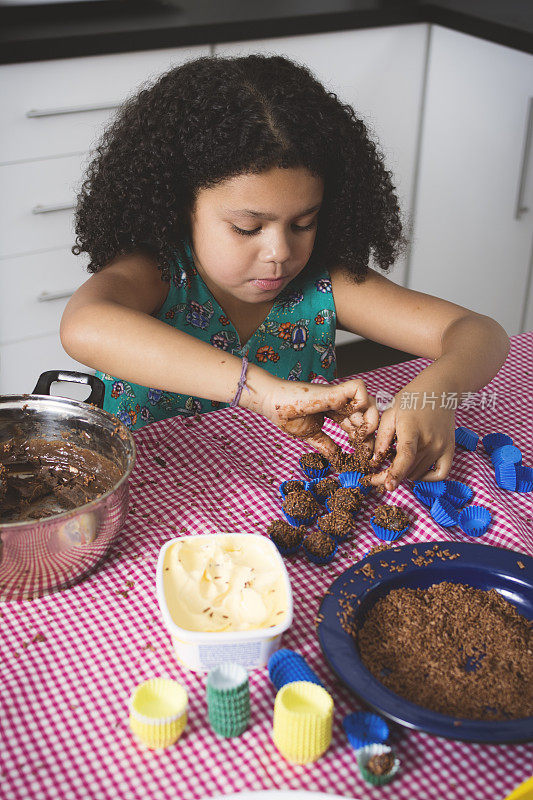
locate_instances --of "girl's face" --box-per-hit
[189,166,324,305]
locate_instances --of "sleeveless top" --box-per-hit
[96,242,337,430]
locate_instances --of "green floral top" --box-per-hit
[96,242,337,430]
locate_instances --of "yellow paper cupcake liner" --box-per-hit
[129,678,188,749]
[273,680,334,764]
[129,711,187,749]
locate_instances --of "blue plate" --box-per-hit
[317,542,533,743]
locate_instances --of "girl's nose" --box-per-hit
[261,230,291,265]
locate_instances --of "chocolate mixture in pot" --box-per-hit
[0,438,123,523]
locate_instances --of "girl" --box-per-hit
[61,54,509,492]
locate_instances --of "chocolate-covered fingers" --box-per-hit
[376,433,419,491]
[301,431,341,461]
[412,441,455,483]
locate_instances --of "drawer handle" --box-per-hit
[515,96,533,220]
[26,102,120,118]
[32,202,75,214]
[37,290,76,303]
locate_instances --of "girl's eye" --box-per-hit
[294,221,317,232]
[231,225,261,236]
[231,220,317,237]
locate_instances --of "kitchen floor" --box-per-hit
[335,338,416,377]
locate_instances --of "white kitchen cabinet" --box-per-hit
[0,248,88,344]
[523,255,533,332]
[0,44,210,393]
[407,26,533,336]
[0,154,89,258]
[0,332,91,395]
[0,45,210,164]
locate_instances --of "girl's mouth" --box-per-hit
[252,277,286,290]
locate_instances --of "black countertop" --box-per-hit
[1,0,532,64]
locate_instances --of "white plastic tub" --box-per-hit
[156,533,293,672]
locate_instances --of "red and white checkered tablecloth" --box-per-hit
[1,332,532,800]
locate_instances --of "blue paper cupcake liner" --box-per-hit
[443,480,473,508]
[491,444,522,468]
[412,485,433,507]
[339,470,364,487]
[494,462,518,491]
[515,465,533,493]
[339,471,372,495]
[370,517,407,542]
[268,649,324,690]
[430,497,459,527]
[454,426,479,451]
[302,536,338,565]
[413,480,446,500]
[270,535,302,557]
[282,509,317,528]
[342,711,389,750]
[482,432,513,455]
[299,456,331,481]
[459,505,491,537]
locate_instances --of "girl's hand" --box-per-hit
[256,378,379,459]
[368,384,456,491]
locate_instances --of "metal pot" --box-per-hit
[0,371,136,601]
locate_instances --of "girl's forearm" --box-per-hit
[60,300,278,408]
[407,314,510,395]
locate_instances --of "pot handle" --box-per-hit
[33,371,105,408]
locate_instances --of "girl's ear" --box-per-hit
[187,191,200,228]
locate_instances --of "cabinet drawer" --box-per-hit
[0,248,88,345]
[0,45,210,164]
[0,154,88,258]
[0,333,92,395]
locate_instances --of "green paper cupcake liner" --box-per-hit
[207,683,249,701]
[206,663,250,738]
[207,695,250,717]
[208,711,250,738]
[356,744,400,786]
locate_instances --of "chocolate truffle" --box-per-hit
[331,446,372,474]
[303,531,336,559]
[367,752,395,776]
[300,452,329,471]
[283,480,304,495]
[373,504,409,531]
[267,520,305,551]
[282,489,319,521]
[330,486,364,515]
[314,477,338,498]
[317,511,353,539]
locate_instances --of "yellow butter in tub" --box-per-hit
[162,534,288,632]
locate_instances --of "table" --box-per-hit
[1,332,532,800]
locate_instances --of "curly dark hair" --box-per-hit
[73,54,405,282]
